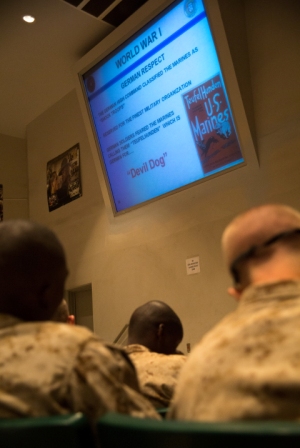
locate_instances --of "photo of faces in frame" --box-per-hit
[0,184,3,221]
[47,143,82,212]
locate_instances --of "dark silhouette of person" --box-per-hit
[0,220,159,420]
[125,301,186,408]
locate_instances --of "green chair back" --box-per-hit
[0,413,94,448]
[97,412,300,448]
[156,407,169,418]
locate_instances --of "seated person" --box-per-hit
[125,301,186,408]
[0,220,158,420]
[169,204,300,421]
[52,299,75,325]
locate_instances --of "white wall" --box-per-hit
[0,133,28,219]
[26,0,300,353]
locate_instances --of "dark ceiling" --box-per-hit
[63,0,149,27]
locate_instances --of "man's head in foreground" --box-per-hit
[222,204,300,300]
[0,219,68,322]
[128,300,183,355]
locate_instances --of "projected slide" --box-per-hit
[83,0,244,212]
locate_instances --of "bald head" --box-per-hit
[222,204,300,288]
[128,301,183,355]
[0,220,68,321]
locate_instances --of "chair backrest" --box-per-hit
[97,412,300,448]
[156,407,169,418]
[0,413,95,448]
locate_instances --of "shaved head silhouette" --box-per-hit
[128,301,183,355]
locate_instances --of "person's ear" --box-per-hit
[227,286,243,301]
[157,323,164,339]
[38,283,52,309]
[67,315,75,325]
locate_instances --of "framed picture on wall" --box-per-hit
[46,143,82,212]
[0,184,3,221]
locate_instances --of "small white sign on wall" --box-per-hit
[186,256,200,275]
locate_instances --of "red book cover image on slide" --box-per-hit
[183,73,243,174]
